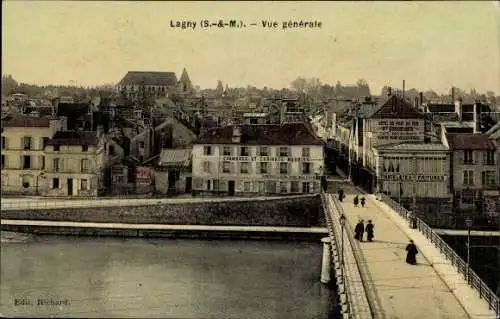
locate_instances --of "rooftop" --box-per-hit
[119,71,178,86]
[374,142,449,152]
[2,115,52,128]
[446,133,495,150]
[158,148,191,167]
[47,131,98,146]
[196,123,323,146]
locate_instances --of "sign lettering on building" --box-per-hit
[136,166,152,185]
[376,120,422,141]
[262,174,319,180]
[384,174,445,182]
[222,156,303,162]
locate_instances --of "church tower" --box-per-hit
[179,68,193,93]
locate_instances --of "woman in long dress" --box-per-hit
[405,240,418,265]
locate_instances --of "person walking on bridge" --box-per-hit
[365,220,374,242]
[353,195,359,207]
[338,188,344,202]
[360,196,366,208]
[405,240,418,265]
[354,219,365,241]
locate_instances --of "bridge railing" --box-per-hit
[380,193,500,317]
[321,191,373,319]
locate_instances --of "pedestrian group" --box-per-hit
[337,188,419,265]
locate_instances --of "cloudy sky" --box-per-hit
[2,1,499,94]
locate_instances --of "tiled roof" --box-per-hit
[2,115,51,127]
[427,104,455,113]
[47,131,98,146]
[119,71,178,86]
[367,95,426,119]
[375,142,449,151]
[196,123,323,145]
[56,103,90,118]
[158,148,191,167]
[446,133,495,150]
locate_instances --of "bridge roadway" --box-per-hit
[331,191,498,319]
[0,194,315,211]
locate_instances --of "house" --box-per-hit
[129,117,197,163]
[1,115,67,195]
[191,123,324,196]
[446,133,498,214]
[42,131,106,196]
[118,71,178,100]
[153,148,192,194]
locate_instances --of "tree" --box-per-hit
[290,77,308,93]
[1,74,18,96]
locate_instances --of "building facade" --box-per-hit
[117,71,178,99]
[1,115,67,195]
[42,131,106,196]
[192,123,324,196]
[373,143,452,226]
[446,133,498,213]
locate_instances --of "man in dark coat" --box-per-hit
[365,220,374,242]
[338,189,344,202]
[353,195,359,207]
[405,240,418,265]
[360,197,366,208]
[354,220,364,241]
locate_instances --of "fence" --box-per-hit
[0,193,319,211]
[321,190,373,319]
[380,193,500,317]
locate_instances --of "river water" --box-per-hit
[0,234,337,318]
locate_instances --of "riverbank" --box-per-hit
[1,220,328,241]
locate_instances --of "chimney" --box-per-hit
[419,92,423,106]
[232,125,242,143]
[402,80,405,99]
[388,87,392,96]
[451,87,455,104]
[473,102,481,134]
[455,97,463,121]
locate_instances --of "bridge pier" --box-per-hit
[320,237,332,284]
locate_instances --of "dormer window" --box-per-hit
[53,145,60,151]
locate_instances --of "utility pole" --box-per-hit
[465,217,473,283]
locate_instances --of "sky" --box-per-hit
[2,1,500,94]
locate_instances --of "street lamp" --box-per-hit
[465,217,473,283]
[339,214,346,280]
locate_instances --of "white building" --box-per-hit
[191,123,324,196]
[1,115,67,195]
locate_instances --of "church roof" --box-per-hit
[119,71,178,86]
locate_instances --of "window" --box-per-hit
[41,156,45,169]
[279,147,289,157]
[302,182,310,193]
[280,162,288,175]
[23,156,31,169]
[213,179,219,191]
[240,162,249,174]
[302,162,311,174]
[223,147,232,156]
[53,145,60,151]
[23,137,31,150]
[244,181,251,192]
[206,180,211,190]
[53,158,60,172]
[82,145,88,152]
[222,161,231,173]
[240,147,249,156]
[291,181,299,193]
[259,147,269,156]
[463,150,473,164]
[302,147,310,158]
[52,178,59,189]
[81,179,88,190]
[139,141,145,149]
[485,150,495,165]
[463,170,474,185]
[116,176,124,184]
[259,162,268,174]
[203,146,212,155]
[203,161,211,173]
[280,182,288,193]
[1,155,4,169]
[42,137,50,149]
[109,145,115,155]
[1,136,6,149]
[81,159,89,173]
[481,171,496,187]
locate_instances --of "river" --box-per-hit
[0,233,337,318]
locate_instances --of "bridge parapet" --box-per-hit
[380,193,500,318]
[321,191,373,319]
